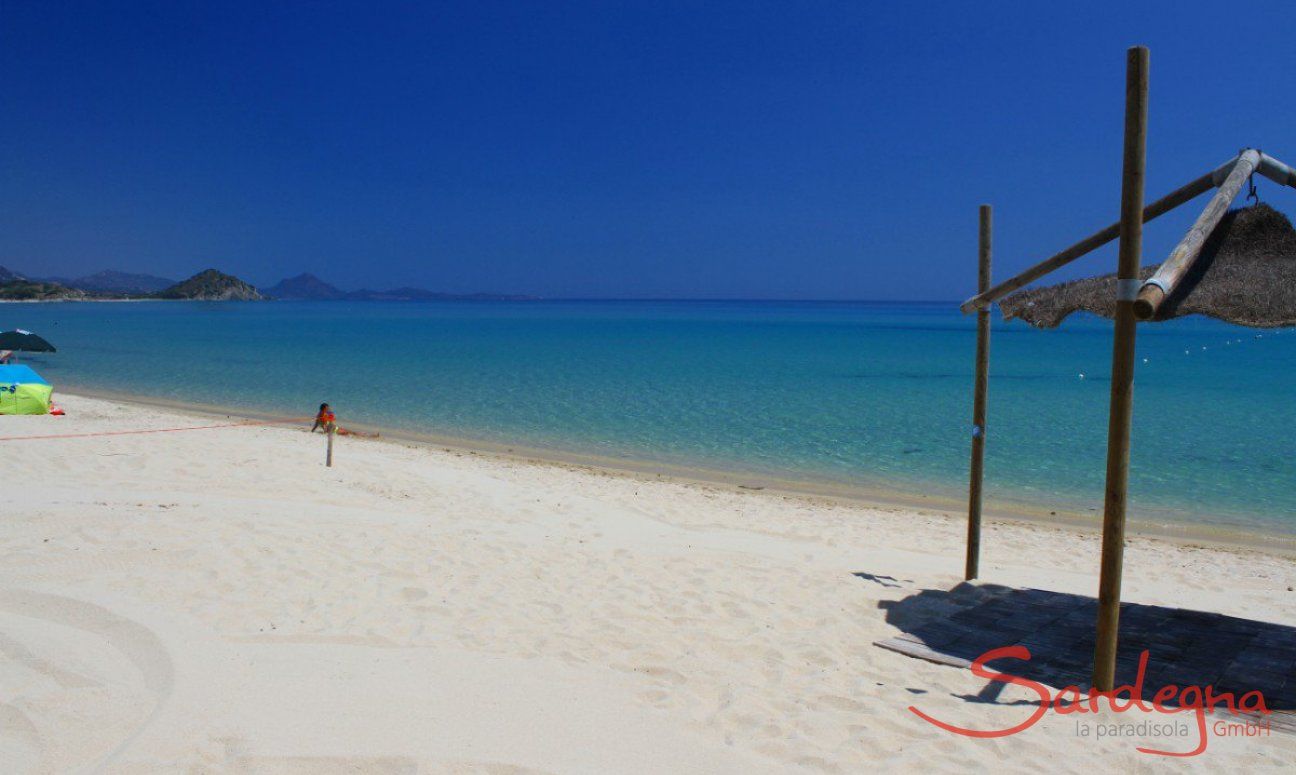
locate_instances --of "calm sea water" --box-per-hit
[7,300,1294,533]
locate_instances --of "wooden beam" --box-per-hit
[1093,45,1149,693]
[959,167,1225,314]
[1134,150,1260,320]
[1257,152,1296,188]
[965,205,992,580]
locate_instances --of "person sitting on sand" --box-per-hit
[311,403,336,433]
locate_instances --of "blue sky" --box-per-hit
[2,1,1295,299]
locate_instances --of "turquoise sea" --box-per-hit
[7,300,1294,534]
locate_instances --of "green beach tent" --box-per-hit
[0,364,53,415]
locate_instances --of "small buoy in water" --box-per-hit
[1078,373,1085,380]
[1142,358,1148,363]
[1201,346,1207,350]
[1184,349,1190,355]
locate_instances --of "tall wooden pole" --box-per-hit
[965,205,992,580]
[326,425,335,467]
[1093,46,1148,692]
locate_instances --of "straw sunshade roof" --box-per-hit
[999,203,1296,329]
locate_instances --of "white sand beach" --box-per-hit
[3,393,1295,773]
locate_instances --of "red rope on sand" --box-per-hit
[0,416,312,442]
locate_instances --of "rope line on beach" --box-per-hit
[0,416,312,442]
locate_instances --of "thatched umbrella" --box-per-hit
[999,203,1296,328]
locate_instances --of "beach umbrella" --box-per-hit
[958,127,1296,687]
[0,329,57,352]
[998,203,1296,328]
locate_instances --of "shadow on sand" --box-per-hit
[871,580,1296,716]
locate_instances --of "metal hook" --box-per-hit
[1247,173,1259,207]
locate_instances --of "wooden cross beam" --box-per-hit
[960,149,1296,316]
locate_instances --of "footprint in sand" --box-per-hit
[633,665,688,685]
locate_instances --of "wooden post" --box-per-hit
[1134,149,1259,320]
[326,425,335,467]
[1093,46,1148,692]
[965,205,992,580]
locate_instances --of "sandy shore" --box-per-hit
[2,394,1294,772]
[55,385,1296,554]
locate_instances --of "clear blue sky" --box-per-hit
[3,1,1295,299]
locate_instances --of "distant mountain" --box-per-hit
[263,273,346,300]
[345,287,537,301]
[0,265,92,300]
[71,270,176,295]
[2,267,173,296]
[3,264,533,302]
[0,280,85,301]
[156,269,263,301]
